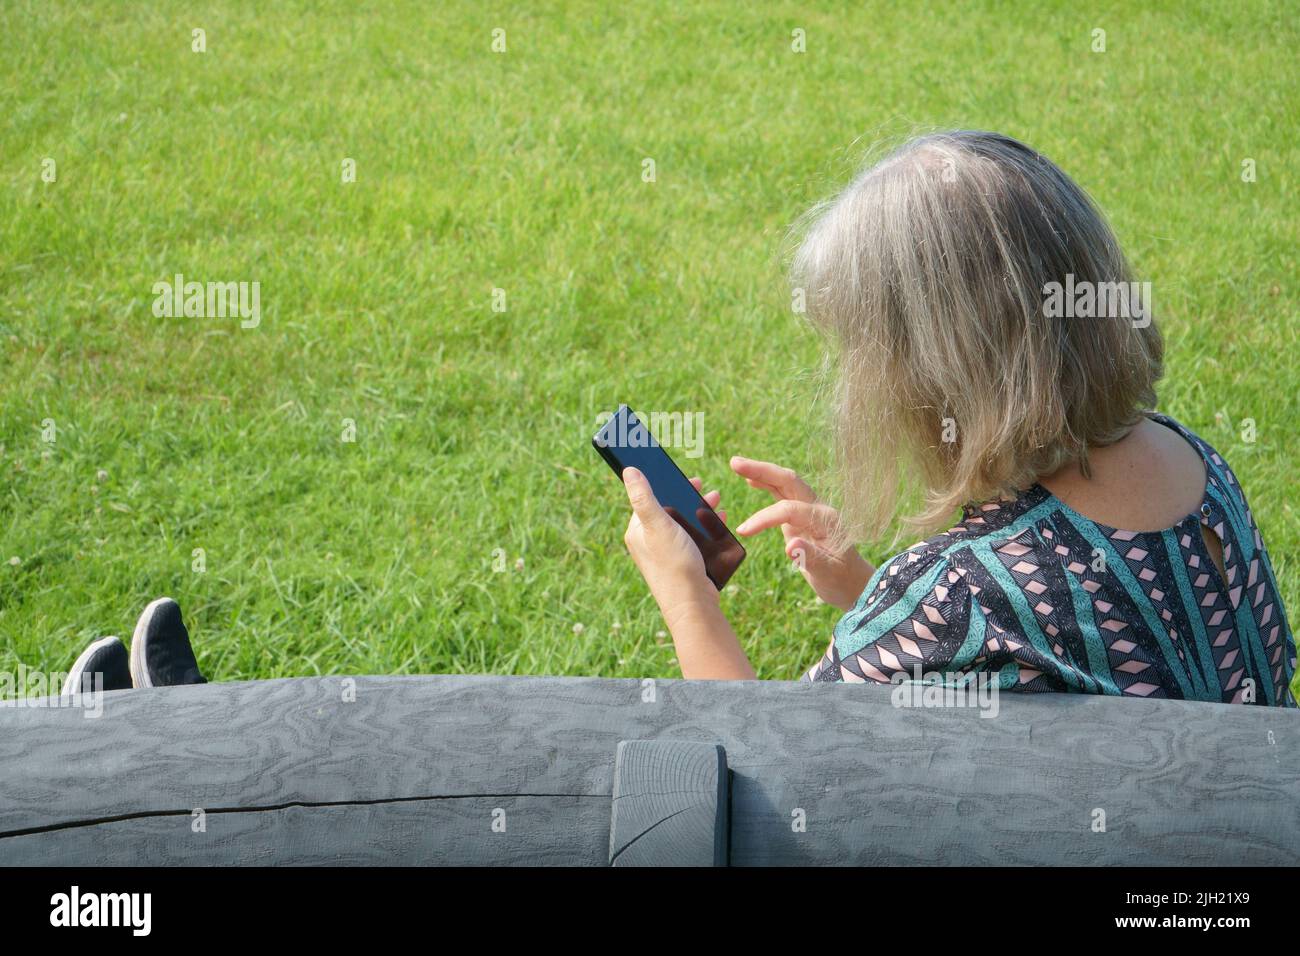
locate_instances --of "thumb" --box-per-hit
[623,467,666,527]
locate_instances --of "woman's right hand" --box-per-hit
[730,456,874,612]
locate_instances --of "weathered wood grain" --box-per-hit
[1,676,1296,865]
[609,740,727,867]
[0,796,608,866]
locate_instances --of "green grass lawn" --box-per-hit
[1,0,1296,691]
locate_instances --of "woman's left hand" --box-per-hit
[620,467,755,680]
[622,467,723,609]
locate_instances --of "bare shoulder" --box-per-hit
[1039,416,1206,532]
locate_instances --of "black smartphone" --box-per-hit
[593,404,746,590]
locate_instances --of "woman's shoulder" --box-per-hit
[1148,411,1240,493]
[831,490,1065,663]
[1149,411,1264,536]
[833,528,981,663]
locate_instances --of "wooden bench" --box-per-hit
[1,674,1295,865]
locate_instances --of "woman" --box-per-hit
[623,130,1296,705]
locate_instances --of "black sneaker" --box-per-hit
[61,636,132,696]
[129,597,208,688]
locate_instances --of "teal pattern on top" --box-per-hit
[804,414,1297,706]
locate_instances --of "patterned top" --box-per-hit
[805,414,1297,706]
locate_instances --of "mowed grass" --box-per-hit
[1,1,1296,690]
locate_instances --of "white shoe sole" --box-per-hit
[129,597,174,689]
[61,635,122,697]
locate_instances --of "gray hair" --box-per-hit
[793,130,1163,545]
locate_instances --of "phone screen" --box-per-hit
[593,405,746,589]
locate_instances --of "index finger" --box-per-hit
[729,456,816,503]
[734,499,822,537]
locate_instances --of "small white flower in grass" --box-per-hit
[7,556,20,566]
[611,621,621,631]
[96,469,108,482]
[572,622,584,635]
[514,557,524,571]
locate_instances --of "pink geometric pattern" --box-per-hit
[806,414,1296,709]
